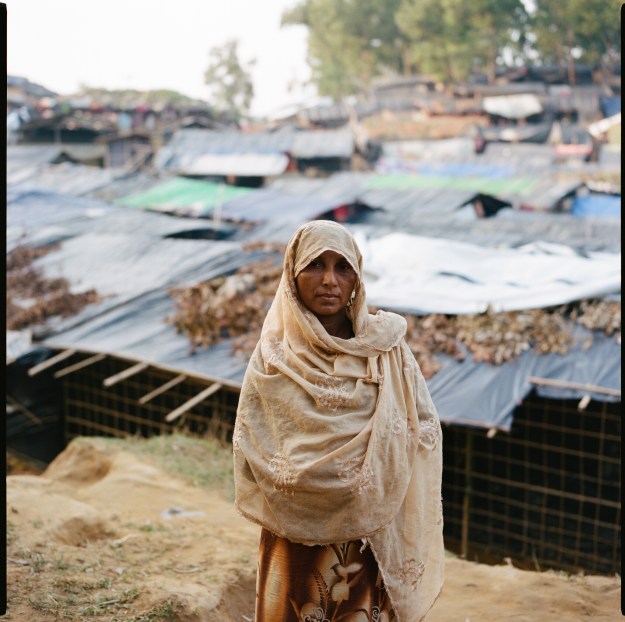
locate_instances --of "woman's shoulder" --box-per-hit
[360,309,407,350]
[369,308,407,331]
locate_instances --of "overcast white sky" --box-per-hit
[5,0,316,117]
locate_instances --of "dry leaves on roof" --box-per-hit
[7,244,101,332]
[166,245,285,354]
[166,257,621,379]
[569,300,621,339]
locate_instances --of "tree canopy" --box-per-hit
[282,0,409,99]
[281,0,621,98]
[204,40,255,122]
[529,0,621,84]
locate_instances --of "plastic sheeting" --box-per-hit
[116,176,253,217]
[355,232,621,314]
[364,172,538,196]
[428,325,620,431]
[40,292,620,431]
[42,287,251,386]
[8,138,622,432]
[176,153,289,177]
[156,126,354,175]
[221,188,344,223]
[7,186,222,252]
[570,194,621,218]
[482,94,543,119]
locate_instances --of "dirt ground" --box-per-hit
[5,436,622,622]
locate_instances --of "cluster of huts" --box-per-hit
[6,70,621,576]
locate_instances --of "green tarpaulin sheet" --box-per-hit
[116,177,252,216]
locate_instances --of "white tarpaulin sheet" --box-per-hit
[356,233,621,314]
[482,94,543,119]
[177,153,289,177]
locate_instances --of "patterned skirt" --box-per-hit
[255,527,397,621]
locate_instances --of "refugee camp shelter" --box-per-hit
[7,125,621,577]
[156,126,355,185]
[98,131,154,170]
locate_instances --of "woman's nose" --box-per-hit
[322,268,337,285]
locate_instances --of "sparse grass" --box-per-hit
[27,583,142,621]
[73,432,235,498]
[111,596,187,622]
[6,521,16,545]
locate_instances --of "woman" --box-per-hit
[233,220,444,621]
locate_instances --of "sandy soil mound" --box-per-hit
[6,436,622,621]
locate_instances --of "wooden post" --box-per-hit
[461,429,473,559]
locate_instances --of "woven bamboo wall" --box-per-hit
[442,391,621,575]
[62,357,239,444]
[59,354,620,575]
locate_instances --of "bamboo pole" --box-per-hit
[28,349,76,376]
[138,374,187,405]
[54,353,106,378]
[461,430,473,559]
[528,375,620,397]
[103,362,149,387]
[6,395,42,424]
[165,383,223,423]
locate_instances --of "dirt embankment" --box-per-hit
[6,436,622,621]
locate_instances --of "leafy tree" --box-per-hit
[396,0,528,84]
[395,0,469,83]
[465,0,529,83]
[285,0,620,95]
[530,0,621,85]
[282,0,408,100]
[76,85,207,108]
[204,40,255,121]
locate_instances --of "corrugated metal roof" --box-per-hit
[359,184,476,215]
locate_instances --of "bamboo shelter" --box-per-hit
[442,389,620,575]
[12,343,620,577]
[24,350,241,446]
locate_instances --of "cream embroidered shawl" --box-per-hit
[233,220,444,621]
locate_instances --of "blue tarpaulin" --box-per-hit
[570,194,621,218]
[599,95,621,118]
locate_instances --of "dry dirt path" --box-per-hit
[6,437,622,621]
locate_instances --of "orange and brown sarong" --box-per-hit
[255,528,396,621]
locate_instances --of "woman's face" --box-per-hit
[295,250,357,320]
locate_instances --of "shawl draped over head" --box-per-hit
[233,220,444,621]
